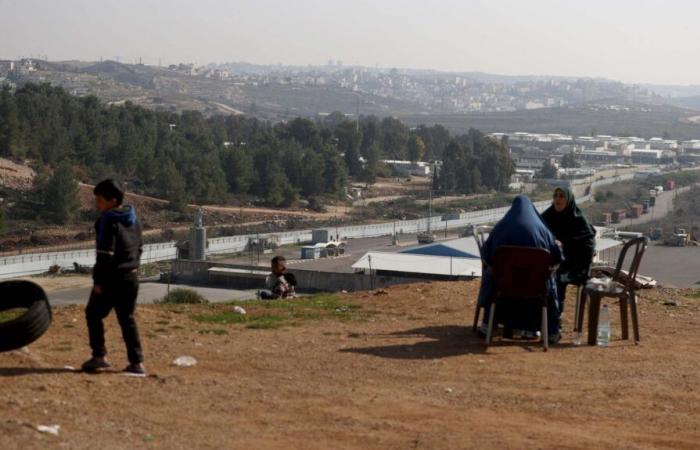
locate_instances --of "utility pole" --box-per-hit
[355,94,360,133]
[427,190,432,234]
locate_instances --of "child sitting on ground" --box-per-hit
[258,255,297,300]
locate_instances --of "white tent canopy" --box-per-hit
[352,252,482,277]
[352,236,622,279]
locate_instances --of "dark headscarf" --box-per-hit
[542,188,595,280]
[483,195,563,267]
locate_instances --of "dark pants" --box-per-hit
[557,281,568,313]
[86,272,143,364]
[258,290,275,300]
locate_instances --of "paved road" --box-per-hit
[639,244,700,288]
[616,185,695,229]
[48,283,258,307]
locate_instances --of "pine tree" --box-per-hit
[470,166,482,193]
[0,204,6,235]
[407,135,426,163]
[157,162,189,211]
[362,142,381,184]
[42,163,81,224]
[538,160,559,179]
[335,121,363,177]
[0,86,20,157]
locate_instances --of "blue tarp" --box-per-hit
[400,238,481,259]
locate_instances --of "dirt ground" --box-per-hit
[15,274,94,293]
[1,281,699,449]
[0,158,36,191]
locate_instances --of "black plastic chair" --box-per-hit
[578,236,648,345]
[565,265,592,334]
[485,246,553,352]
[471,225,491,331]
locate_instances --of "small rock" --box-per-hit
[36,424,60,436]
[373,289,389,296]
[445,387,453,393]
[663,300,680,307]
[172,356,197,367]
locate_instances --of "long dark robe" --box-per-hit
[477,195,563,333]
[542,187,596,291]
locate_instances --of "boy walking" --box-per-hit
[81,180,145,375]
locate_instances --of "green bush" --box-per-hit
[158,288,208,304]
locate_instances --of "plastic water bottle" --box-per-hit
[597,304,611,347]
[573,331,582,346]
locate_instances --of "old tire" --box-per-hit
[0,280,53,352]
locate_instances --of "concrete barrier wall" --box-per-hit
[172,259,429,292]
[0,242,177,280]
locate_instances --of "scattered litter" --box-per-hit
[63,366,75,371]
[445,387,453,393]
[663,300,680,307]
[232,306,247,315]
[36,424,60,436]
[592,267,656,289]
[478,359,485,363]
[586,276,622,292]
[172,356,197,367]
[373,289,389,296]
[340,290,348,294]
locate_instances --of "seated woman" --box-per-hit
[477,195,563,342]
[541,187,596,315]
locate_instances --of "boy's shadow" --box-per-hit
[0,367,76,377]
[340,325,488,359]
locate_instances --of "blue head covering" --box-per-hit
[477,195,564,334]
[483,195,562,266]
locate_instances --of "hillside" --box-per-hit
[1,280,698,448]
[400,100,700,139]
[8,59,696,131]
[10,60,424,119]
[665,96,700,112]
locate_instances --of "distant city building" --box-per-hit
[381,160,433,177]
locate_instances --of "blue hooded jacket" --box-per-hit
[93,205,143,285]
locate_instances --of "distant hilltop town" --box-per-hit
[0,58,665,116]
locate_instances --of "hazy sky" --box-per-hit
[2,0,699,85]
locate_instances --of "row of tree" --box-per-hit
[432,130,514,193]
[0,84,515,222]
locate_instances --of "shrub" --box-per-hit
[158,288,208,304]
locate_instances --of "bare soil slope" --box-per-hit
[1,281,698,449]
